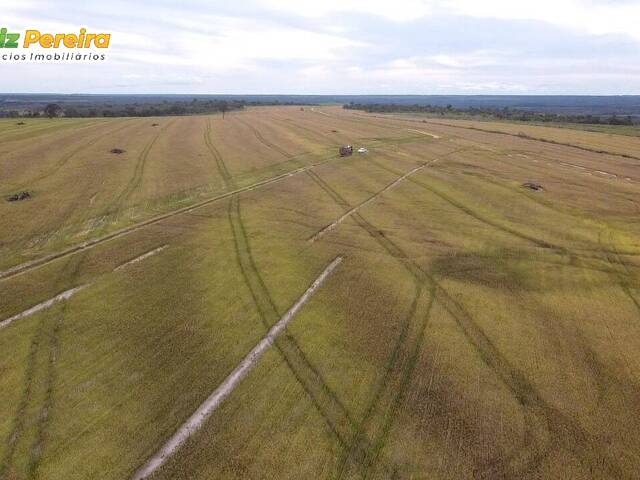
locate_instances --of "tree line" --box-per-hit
[0,99,309,118]
[343,102,638,126]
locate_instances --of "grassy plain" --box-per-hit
[384,111,640,137]
[1,106,639,480]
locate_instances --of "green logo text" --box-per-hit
[0,28,20,48]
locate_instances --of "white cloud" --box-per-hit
[446,0,640,40]
[193,18,364,64]
[151,19,365,73]
[428,51,502,68]
[2,0,640,94]
[261,0,432,21]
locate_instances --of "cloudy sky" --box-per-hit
[3,0,640,94]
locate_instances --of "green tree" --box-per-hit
[44,103,62,118]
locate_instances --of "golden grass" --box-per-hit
[1,106,639,479]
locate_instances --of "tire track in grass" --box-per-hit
[0,286,86,331]
[455,170,640,261]
[0,153,339,282]
[3,121,139,253]
[305,170,441,479]
[600,231,640,318]
[236,117,294,159]
[107,119,176,217]
[1,113,338,277]
[358,288,436,480]
[354,111,640,162]
[0,119,106,146]
[3,119,135,195]
[0,255,87,480]
[308,174,525,476]
[337,281,436,480]
[27,261,85,479]
[423,118,640,162]
[314,109,408,135]
[0,123,43,138]
[228,195,357,446]
[377,157,640,261]
[307,169,628,479]
[312,167,566,477]
[276,117,338,145]
[308,162,431,243]
[368,157,559,251]
[0,133,434,280]
[204,118,233,185]
[0,323,46,478]
[131,256,343,480]
[206,122,361,448]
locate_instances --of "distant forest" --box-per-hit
[0,99,308,118]
[2,93,640,123]
[343,102,638,126]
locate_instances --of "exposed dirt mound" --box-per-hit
[110,148,126,154]
[7,191,31,202]
[522,182,544,191]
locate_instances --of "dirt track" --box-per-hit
[130,256,343,480]
[0,285,86,331]
[0,156,337,282]
[113,245,168,271]
[309,162,431,243]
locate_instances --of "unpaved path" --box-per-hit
[0,285,86,331]
[407,128,441,139]
[353,111,640,162]
[309,163,431,243]
[595,170,617,178]
[310,107,332,117]
[114,245,168,271]
[130,256,343,480]
[0,157,337,282]
[545,160,630,182]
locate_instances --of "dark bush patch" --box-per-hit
[522,182,544,191]
[7,191,31,202]
[110,148,126,154]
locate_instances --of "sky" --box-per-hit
[3,0,640,94]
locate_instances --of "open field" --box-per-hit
[1,106,640,479]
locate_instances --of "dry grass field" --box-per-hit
[1,106,639,480]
